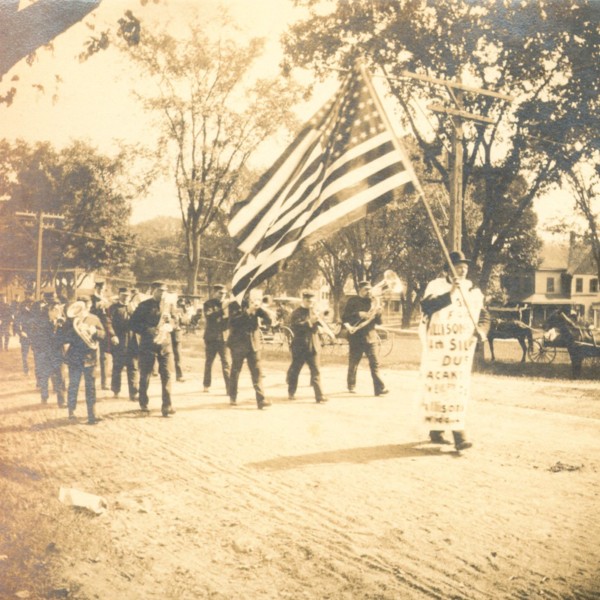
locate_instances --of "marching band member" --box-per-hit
[202,284,231,394]
[63,296,105,425]
[108,287,139,401]
[129,281,176,417]
[227,292,271,410]
[286,289,329,404]
[37,296,66,407]
[342,280,388,396]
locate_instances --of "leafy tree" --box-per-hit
[0,139,135,295]
[119,18,302,293]
[130,216,187,284]
[282,0,598,291]
[565,168,600,281]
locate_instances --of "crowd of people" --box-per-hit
[1,251,488,450]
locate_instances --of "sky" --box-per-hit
[2,0,578,235]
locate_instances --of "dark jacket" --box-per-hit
[227,301,271,353]
[342,295,382,343]
[203,298,228,342]
[108,301,139,354]
[289,306,321,355]
[129,297,170,348]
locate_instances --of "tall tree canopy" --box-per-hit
[283,0,599,290]
[0,139,134,294]
[120,18,302,293]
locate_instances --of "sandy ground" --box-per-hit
[0,339,599,600]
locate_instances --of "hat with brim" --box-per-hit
[151,281,168,291]
[66,301,86,319]
[301,289,316,298]
[447,251,471,267]
[358,280,372,290]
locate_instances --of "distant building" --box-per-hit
[502,237,600,327]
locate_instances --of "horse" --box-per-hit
[544,311,598,379]
[487,318,534,362]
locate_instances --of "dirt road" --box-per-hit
[0,345,599,599]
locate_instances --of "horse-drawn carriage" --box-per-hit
[529,310,600,377]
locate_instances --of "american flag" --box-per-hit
[228,64,419,301]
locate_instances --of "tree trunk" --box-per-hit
[186,235,201,295]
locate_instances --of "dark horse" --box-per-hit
[487,319,534,362]
[544,311,598,379]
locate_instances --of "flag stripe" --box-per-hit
[229,65,420,301]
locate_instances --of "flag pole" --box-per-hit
[359,61,481,332]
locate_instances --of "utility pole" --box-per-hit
[15,211,64,300]
[400,70,514,252]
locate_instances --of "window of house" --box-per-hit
[575,278,583,293]
[546,277,555,293]
[591,279,599,293]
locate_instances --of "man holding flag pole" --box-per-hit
[227,60,486,447]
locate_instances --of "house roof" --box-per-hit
[538,243,569,270]
[568,246,597,275]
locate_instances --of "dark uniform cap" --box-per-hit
[151,281,167,291]
[118,287,129,293]
[95,281,105,288]
[301,289,316,298]
[358,280,372,289]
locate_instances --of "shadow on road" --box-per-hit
[247,442,450,471]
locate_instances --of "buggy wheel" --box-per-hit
[278,326,294,351]
[375,329,394,358]
[528,340,556,363]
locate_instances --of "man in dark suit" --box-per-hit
[108,287,139,401]
[202,284,231,394]
[129,281,175,417]
[63,296,105,424]
[227,294,271,409]
[342,281,388,396]
[287,290,328,403]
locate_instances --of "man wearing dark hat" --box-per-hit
[90,280,111,390]
[36,298,67,407]
[63,296,105,424]
[227,292,272,409]
[14,294,36,376]
[341,280,388,396]
[108,287,139,400]
[286,290,328,403]
[419,250,490,451]
[129,281,175,417]
[202,284,231,394]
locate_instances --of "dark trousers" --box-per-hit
[347,338,385,394]
[287,350,325,400]
[138,344,172,409]
[0,326,9,350]
[111,349,139,399]
[39,358,65,405]
[20,337,32,374]
[68,363,96,421]
[171,333,183,379]
[98,345,108,389]
[229,349,264,404]
[203,339,231,391]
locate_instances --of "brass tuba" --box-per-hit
[66,301,99,350]
[344,270,400,335]
[73,317,99,350]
